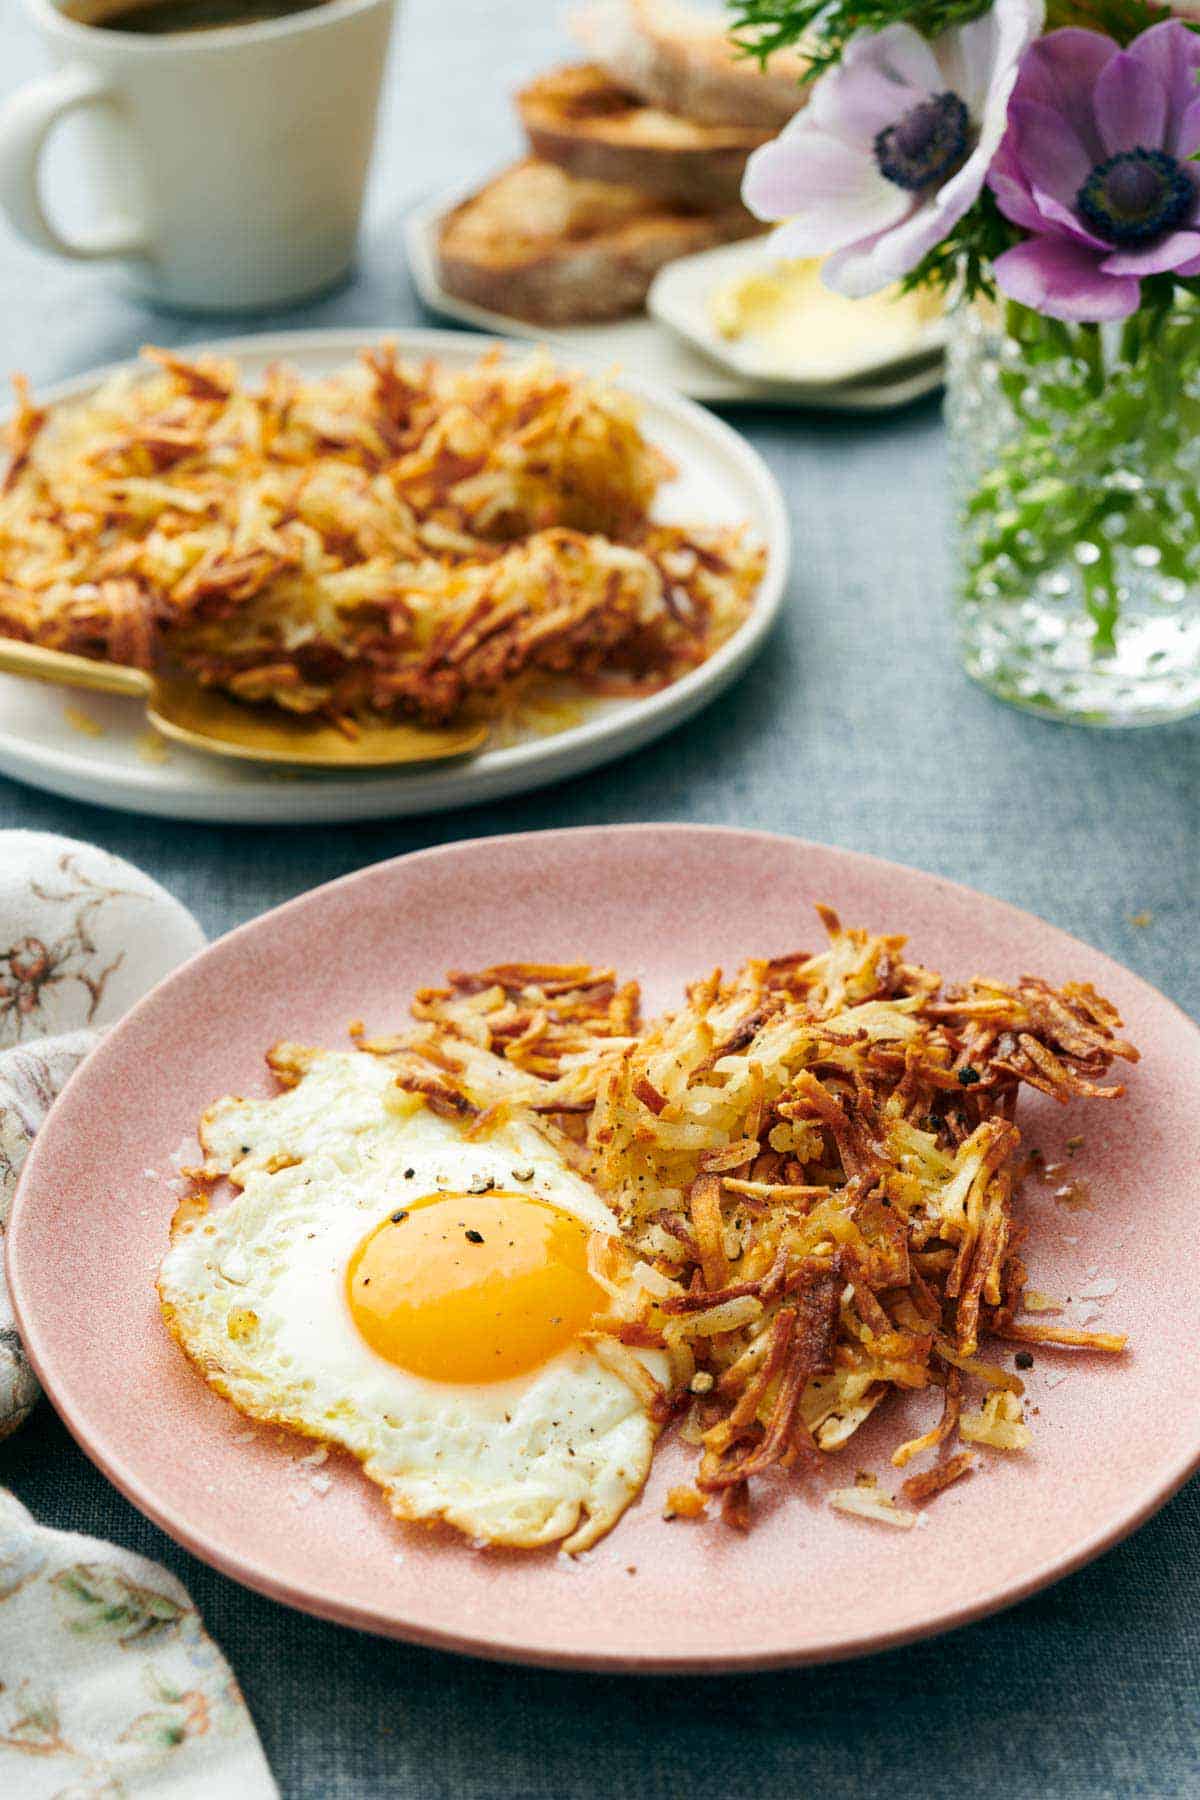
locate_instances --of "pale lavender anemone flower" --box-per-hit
[742,0,1044,297]
[989,20,1200,321]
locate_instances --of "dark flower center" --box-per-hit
[1076,148,1193,247]
[874,91,971,192]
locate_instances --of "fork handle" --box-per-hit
[0,638,152,699]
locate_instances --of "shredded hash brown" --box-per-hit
[249,908,1136,1532]
[0,346,763,730]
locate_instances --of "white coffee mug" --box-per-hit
[0,0,397,311]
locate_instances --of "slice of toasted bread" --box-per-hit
[435,159,761,327]
[572,0,807,131]
[517,63,770,208]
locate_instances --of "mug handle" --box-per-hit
[0,66,147,261]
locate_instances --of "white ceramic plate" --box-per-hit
[648,237,948,389]
[0,328,788,825]
[405,190,945,413]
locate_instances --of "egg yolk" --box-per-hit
[346,1192,608,1384]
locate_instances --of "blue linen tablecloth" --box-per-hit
[1,3,1198,1795]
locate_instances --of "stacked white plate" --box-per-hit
[405,188,946,411]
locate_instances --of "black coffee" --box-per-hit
[70,0,328,34]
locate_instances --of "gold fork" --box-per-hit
[0,639,488,769]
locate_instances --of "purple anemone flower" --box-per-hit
[742,0,1044,297]
[990,20,1200,321]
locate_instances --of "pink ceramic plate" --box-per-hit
[9,827,1200,1671]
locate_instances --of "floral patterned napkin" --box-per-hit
[0,831,278,1797]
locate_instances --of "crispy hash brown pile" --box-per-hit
[256,908,1137,1534]
[0,347,763,729]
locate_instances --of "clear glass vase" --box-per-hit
[946,295,1200,727]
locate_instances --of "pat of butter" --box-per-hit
[711,257,940,369]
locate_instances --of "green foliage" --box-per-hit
[727,1,992,80]
[727,0,1176,79]
[1043,2,1173,40]
[960,291,1200,657]
[903,189,1016,301]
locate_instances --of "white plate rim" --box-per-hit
[0,327,789,824]
[646,236,948,388]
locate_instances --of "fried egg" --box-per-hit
[158,1050,665,1552]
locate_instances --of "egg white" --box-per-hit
[159,1050,665,1552]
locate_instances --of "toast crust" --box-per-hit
[518,64,769,207]
[572,0,808,130]
[435,159,761,326]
